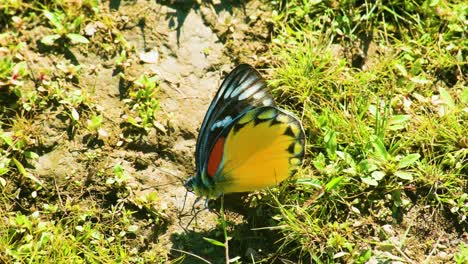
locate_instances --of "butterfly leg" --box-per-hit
[185,204,208,230]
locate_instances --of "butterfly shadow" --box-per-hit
[169,193,285,263]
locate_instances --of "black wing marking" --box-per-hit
[195,64,276,176]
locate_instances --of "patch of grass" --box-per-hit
[0,199,159,263]
[1,2,167,263]
[264,0,467,262]
[0,155,167,262]
[0,0,119,183]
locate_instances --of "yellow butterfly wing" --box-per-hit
[214,106,305,194]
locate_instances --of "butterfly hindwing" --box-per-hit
[209,106,305,194]
[195,64,275,177]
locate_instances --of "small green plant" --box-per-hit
[202,196,240,264]
[359,136,420,186]
[85,114,107,144]
[133,191,158,211]
[40,10,89,46]
[86,114,103,133]
[454,243,468,264]
[0,127,41,187]
[0,56,26,86]
[123,74,160,131]
[0,51,30,110]
[106,164,130,188]
[0,203,152,263]
[58,89,88,133]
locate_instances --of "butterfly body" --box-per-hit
[186,64,305,199]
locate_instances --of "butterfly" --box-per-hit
[185,64,306,199]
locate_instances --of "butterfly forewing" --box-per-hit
[196,64,275,176]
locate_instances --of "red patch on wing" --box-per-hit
[207,137,225,177]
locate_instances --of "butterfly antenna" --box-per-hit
[150,162,185,182]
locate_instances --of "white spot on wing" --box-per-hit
[222,70,243,100]
[230,76,257,98]
[211,115,233,131]
[238,82,264,100]
[262,98,273,105]
[238,71,250,83]
[253,90,266,99]
[222,78,235,99]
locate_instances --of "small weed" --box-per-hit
[106,164,130,189]
[122,73,161,132]
[0,202,155,263]
[0,118,41,188]
[455,242,468,264]
[40,10,89,46]
[85,114,107,144]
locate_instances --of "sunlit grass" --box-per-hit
[265,0,467,262]
[0,201,148,263]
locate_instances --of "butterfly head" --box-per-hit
[184,176,198,193]
[184,174,220,199]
